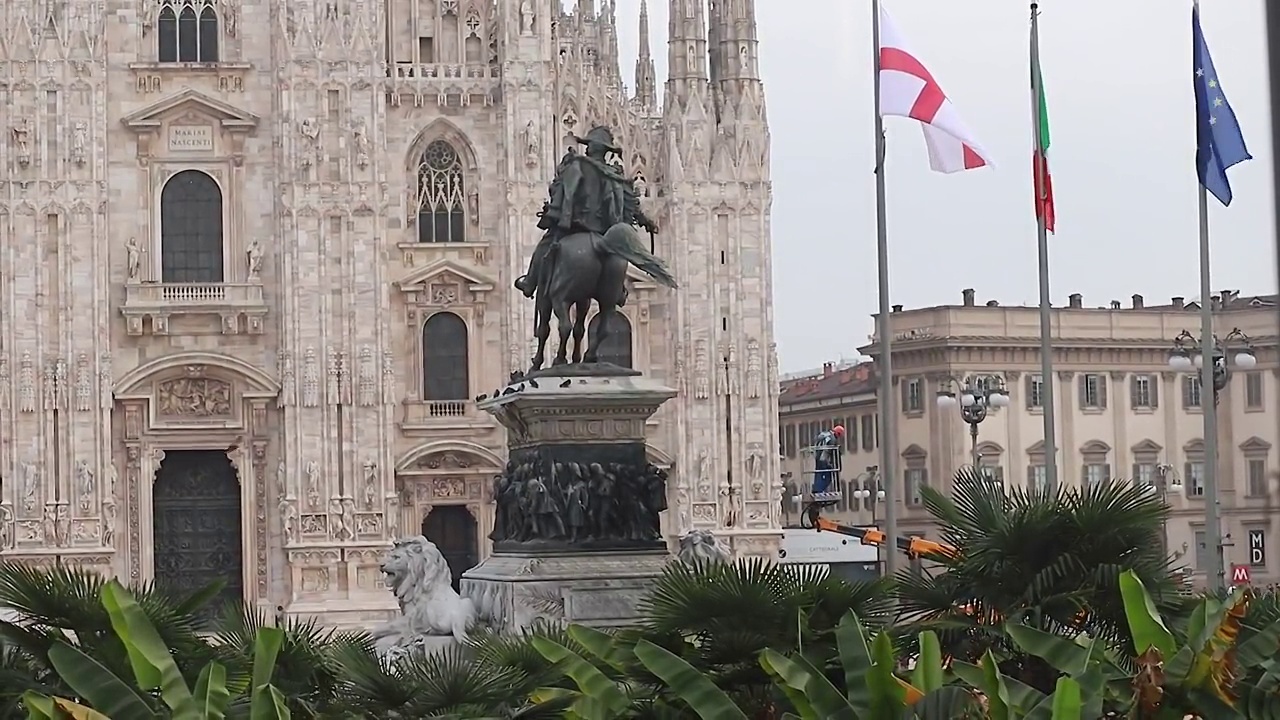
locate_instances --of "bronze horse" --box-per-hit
[530,223,676,370]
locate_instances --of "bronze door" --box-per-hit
[152,450,244,617]
[421,505,478,591]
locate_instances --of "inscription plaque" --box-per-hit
[168,125,214,152]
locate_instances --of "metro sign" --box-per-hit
[1231,564,1252,586]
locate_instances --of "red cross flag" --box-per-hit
[878,5,992,173]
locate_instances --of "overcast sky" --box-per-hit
[603,0,1277,373]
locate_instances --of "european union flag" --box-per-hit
[1193,6,1251,206]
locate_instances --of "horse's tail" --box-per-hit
[600,224,679,289]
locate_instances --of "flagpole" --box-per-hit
[871,0,900,582]
[1030,2,1059,492]
[1197,183,1225,592]
[1193,0,1226,599]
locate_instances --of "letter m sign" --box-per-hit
[1231,564,1251,586]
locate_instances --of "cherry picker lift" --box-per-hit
[798,435,955,562]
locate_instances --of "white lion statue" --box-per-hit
[371,536,476,655]
[676,529,732,565]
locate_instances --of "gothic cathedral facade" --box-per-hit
[0,0,779,625]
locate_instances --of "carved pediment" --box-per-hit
[120,88,260,134]
[396,259,495,306]
[1079,440,1111,455]
[1131,439,1163,454]
[901,444,927,460]
[1026,440,1046,454]
[1240,436,1273,453]
[974,441,1005,456]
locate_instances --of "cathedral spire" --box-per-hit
[577,0,595,20]
[667,0,708,98]
[715,0,760,99]
[635,0,658,110]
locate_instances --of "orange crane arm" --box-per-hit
[814,517,957,560]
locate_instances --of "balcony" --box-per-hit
[399,399,494,435]
[121,282,268,336]
[385,63,500,107]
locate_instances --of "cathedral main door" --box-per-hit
[421,505,478,591]
[152,450,244,618]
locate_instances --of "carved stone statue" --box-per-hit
[298,118,320,167]
[351,117,370,169]
[12,119,32,165]
[522,120,539,167]
[71,122,88,166]
[519,0,535,34]
[279,495,298,545]
[75,461,95,511]
[101,500,116,547]
[676,530,732,565]
[41,506,57,545]
[512,126,677,371]
[490,452,668,552]
[245,239,264,280]
[362,460,378,509]
[21,463,38,513]
[372,536,476,657]
[156,378,231,417]
[0,504,13,549]
[125,237,142,282]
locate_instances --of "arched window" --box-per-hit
[587,312,633,369]
[422,312,469,405]
[160,170,224,283]
[158,1,219,63]
[416,140,466,243]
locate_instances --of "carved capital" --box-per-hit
[1161,371,1178,382]
[1057,371,1075,381]
[1005,371,1022,381]
[1109,371,1127,381]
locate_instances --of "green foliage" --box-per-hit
[8,467,1280,719]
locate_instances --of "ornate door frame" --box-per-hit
[394,441,501,562]
[113,352,280,608]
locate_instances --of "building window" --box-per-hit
[902,445,927,506]
[1247,459,1268,497]
[861,415,874,452]
[160,170,223,283]
[421,312,469,407]
[1194,530,1209,570]
[1245,372,1264,410]
[158,1,220,63]
[1183,375,1203,409]
[1185,461,1205,497]
[902,378,923,414]
[1133,462,1157,488]
[1025,374,1044,409]
[1079,440,1111,490]
[782,424,796,459]
[904,468,926,506]
[1130,374,1158,409]
[1027,459,1048,493]
[1079,373,1107,409]
[586,313,633,369]
[416,140,467,243]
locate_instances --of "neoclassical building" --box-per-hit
[0,0,781,626]
[781,290,1279,587]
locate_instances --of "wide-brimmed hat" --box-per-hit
[573,125,621,154]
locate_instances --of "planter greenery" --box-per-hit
[3,472,1280,719]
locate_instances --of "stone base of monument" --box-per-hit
[462,549,670,631]
[462,362,677,633]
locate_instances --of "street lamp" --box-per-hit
[1167,328,1257,402]
[1167,327,1254,592]
[937,375,1011,467]
[851,465,886,526]
[1141,463,1184,560]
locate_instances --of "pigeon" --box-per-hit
[528,379,539,388]
[515,383,526,393]
[475,393,488,402]
[501,387,516,396]
[559,379,572,388]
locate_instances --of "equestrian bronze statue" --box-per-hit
[514,126,678,371]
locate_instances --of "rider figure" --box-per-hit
[514,126,659,299]
[811,424,845,502]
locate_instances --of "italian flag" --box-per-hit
[1032,62,1056,232]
